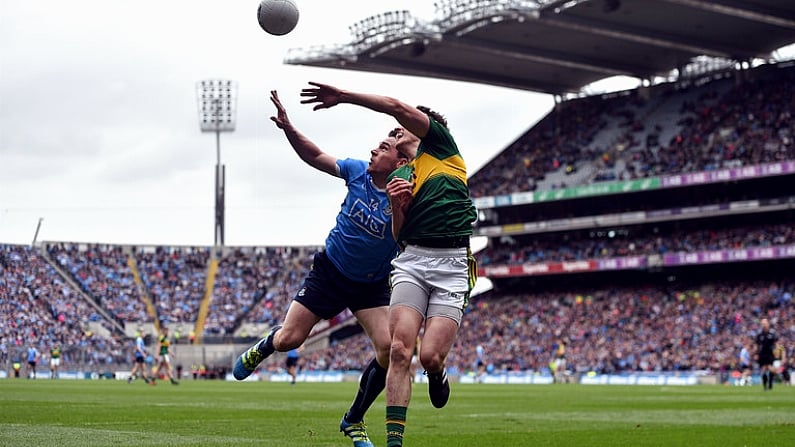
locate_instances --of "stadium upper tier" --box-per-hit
[468,63,794,197]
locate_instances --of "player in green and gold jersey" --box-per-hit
[153,326,179,385]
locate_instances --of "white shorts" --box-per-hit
[556,358,566,370]
[51,358,61,367]
[390,245,475,322]
[160,354,171,364]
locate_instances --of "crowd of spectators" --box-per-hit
[0,245,130,370]
[3,241,793,379]
[134,246,210,324]
[478,221,794,266]
[297,278,793,377]
[632,69,794,178]
[469,92,625,197]
[205,246,317,336]
[48,243,150,323]
[469,64,794,198]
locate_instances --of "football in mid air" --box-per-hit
[257,0,300,36]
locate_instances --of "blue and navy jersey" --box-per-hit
[135,336,146,357]
[27,347,38,362]
[324,158,399,283]
[287,349,300,359]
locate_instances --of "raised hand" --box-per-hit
[269,90,291,129]
[300,82,343,111]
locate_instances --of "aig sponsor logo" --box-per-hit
[348,198,387,239]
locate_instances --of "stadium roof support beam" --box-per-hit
[537,8,749,59]
[354,56,573,93]
[449,35,646,77]
[659,0,795,29]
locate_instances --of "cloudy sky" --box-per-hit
[1,1,557,247]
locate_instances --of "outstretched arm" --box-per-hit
[301,82,430,139]
[271,90,338,176]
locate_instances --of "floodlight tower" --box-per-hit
[196,79,237,246]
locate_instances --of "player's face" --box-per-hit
[368,135,404,174]
[390,127,420,159]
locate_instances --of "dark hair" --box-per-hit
[417,105,448,129]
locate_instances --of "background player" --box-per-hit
[755,318,778,390]
[49,343,61,379]
[128,331,151,384]
[153,326,179,385]
[26,343,39,379]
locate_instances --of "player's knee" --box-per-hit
[272,327,303,351]
[419,351,445,373]
[389,339,413,368]
[367,330,391,363]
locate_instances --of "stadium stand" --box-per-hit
[133,246,210,325]
[469,64,795,197]
[205,246,317,338]
[1,244,130,371]
[48,243,152,324]
[3,1,794,384]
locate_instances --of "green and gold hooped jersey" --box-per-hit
[50,347,61,359]
[388,119,477,242]
[159,335,170,355]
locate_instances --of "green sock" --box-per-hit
[386,406,407,447]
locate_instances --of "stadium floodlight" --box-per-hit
[196,79,238,246]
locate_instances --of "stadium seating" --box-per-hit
[3,63,793,380]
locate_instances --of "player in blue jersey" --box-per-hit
[286,346,301,385]
[128,332,151,384]
[26,344,39,379]
[233,90,416,447]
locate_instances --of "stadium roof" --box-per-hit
[285,0,795,95]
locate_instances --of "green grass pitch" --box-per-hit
[1,379,794,446]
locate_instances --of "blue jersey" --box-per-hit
[740,347,750,366]
[287,349,300,359]
[27,347,38,362]
[135,336,146,358]
[324,158,399,283]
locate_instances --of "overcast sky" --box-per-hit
[0,1,570,247]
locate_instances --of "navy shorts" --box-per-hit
[758,353,774,367]
[294,251,390,320]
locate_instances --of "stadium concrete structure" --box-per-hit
[2,0,794,382]
[284,0,795,95]
[283,0,795,382]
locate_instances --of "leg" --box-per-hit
[420,314,459,408]
[761,365,768,389]
[385,301,424,447]
[233,301,321,380]
[419,315,458,375]
[167,360,179,384]
[343,306,390,423]
[355,306,391,368]
[273,301,322,351]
